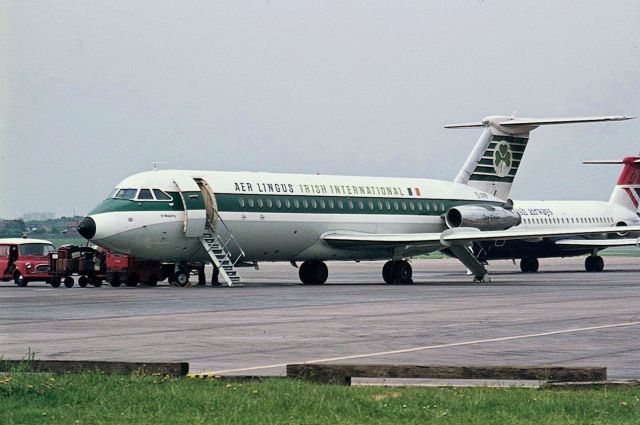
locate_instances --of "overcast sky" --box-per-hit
[2,1,639,219]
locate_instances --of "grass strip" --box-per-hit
[1,371,639,424]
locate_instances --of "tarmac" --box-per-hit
[1,257,639,379]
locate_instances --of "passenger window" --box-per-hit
[137,189,154,200]
[302,199,309,208]
[338,200,344,209]
[348,200,354,209]
[357,200,364,209]
[328,200,334,209]
[248,198,255,208]
[393,201,399,210]
[424,202,430,211]
[311,200,317,209]
[285,199,291,208]
[239,198,245,208]
[401,202,407,211]
[385,201,391,210]
[257,199,264,208]
[153,189,172,201]
[377,201,383,210]
[440,202,445,211]
[266,199,273,208]
[409,202,415,211]
[294,199,300,208]
[368,201,374,210]
[276,199,282,208]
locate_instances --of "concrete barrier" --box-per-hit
[0,360,189,376]
[286,364,607,385]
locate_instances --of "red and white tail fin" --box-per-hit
[584,156,640,211]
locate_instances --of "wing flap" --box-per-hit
[554,238,640,248]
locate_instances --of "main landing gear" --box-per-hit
[382,260,413,285]
[299,260,328,285]
[585,255,604,273]
[520,257,539,273]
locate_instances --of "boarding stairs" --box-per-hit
[200,216,244,287]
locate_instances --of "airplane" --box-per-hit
[76,114,638,286]
[465,156,640,273]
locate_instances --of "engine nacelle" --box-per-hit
[445,205,521,231]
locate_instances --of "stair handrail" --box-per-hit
[208,211,246,261]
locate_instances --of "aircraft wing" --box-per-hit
[554,238,640,248]
[322,231,442,249]
[439,225,640,244]
[322,226,640,248]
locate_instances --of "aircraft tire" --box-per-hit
[382,261,394,284]
[585,255,604,273]
[78,276,88,288]
[520,258,539,273]
[170,271,190,287]
[391,261,413,285]
[299,261,328,285]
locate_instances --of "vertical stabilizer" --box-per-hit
[584,157,640,211]
[449,115,632,200]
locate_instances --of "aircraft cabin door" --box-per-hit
[194,178,218,228]
[173,176,207,237]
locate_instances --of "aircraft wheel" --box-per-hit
[14,272,28,287]
[125,273,140,287]
[299,261,328,285]
[110,273,122,287]
[392,260,413,285]
[78,276,88,288]
[585,255,604,272]
[63,276,74,288]
[382,261,394,284]
[50,276,61,288]
[170,271,190,287]
[520,258,539,273]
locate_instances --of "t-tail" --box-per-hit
[584,156,640,212]
[449,115,633,200]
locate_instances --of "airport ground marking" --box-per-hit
[189,320,640,377]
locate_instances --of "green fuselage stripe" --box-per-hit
[89,192,504,216]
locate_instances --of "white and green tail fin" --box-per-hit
[450,115,632,200]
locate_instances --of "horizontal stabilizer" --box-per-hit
[446,115,633,129]
[583,159,640,164]
[500,116,632,127]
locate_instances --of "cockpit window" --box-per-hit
[153,189,172,201]
[114,189,138,200]
[137,189,154,200]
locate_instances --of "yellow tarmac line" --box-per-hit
[188,320,640,377]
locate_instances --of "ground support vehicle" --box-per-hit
[49,245,106,288]
[105,253,166,287]
[0,238,55,287]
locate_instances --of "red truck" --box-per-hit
[0,238,55,287]
[105,253,166,287]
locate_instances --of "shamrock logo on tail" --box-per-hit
[492,141,513,178]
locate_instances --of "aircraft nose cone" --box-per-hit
[77,217,96,240]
